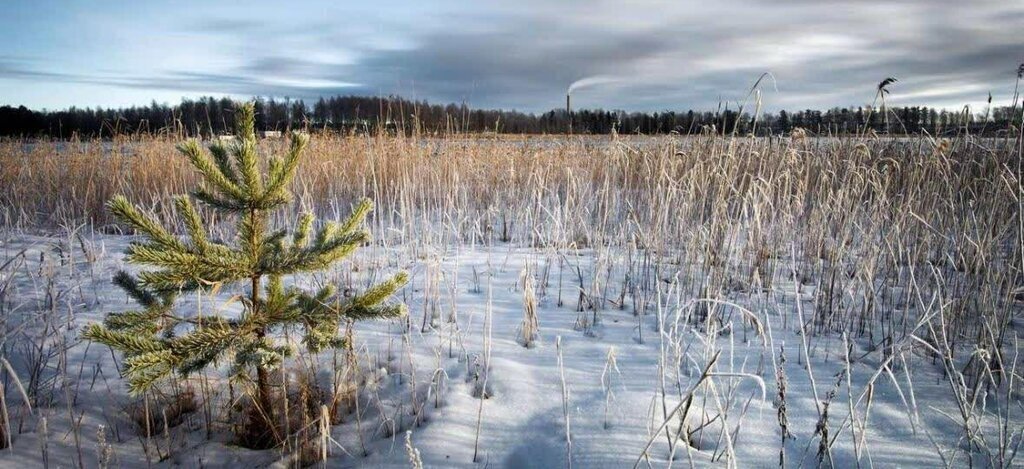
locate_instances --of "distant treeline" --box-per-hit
[1,95,1021,138]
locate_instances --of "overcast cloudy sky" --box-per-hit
[1,0,1021,112]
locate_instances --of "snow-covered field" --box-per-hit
[0,229,1019,468]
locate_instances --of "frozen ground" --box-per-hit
[0,231,1019,468]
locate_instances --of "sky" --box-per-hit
[1,0,1022,113]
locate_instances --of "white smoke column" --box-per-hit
[566,75,619,134]
[567,75,620,95]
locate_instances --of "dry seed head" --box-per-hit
[790,127,807,141]
[854,143,870,158]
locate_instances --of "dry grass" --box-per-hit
[2,132,1019,344]
[1,129,1021,466]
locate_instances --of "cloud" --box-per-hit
[1,0,1021,111]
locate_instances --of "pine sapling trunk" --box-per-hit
[252,274,276,443]
[247,202,275,437]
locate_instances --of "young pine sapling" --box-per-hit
[84,103,408,448]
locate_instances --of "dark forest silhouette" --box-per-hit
[1,94,1020,138]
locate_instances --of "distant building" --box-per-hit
[261,130,282,139]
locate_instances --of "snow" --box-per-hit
[0,231,1018,468]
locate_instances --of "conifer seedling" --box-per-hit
[84,102,408,447]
